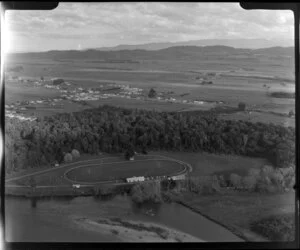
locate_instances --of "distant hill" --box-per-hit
[92,39,293,51]
[8,45,294,61]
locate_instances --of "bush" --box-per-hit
[125,148,135,160]
[269,170,284,188]
[279,167,294,178]
[71,149,80,159]
[238,102,246,111]
[148,88,157,98]
[131,181,162,204]
[261,165,274,176]
[64,153,73,163]
[229,173,242,188]
[248,168,261,177]
[187,176,220,194]
[242,175,257,190]
[218,175,227,187]
[250,214,295,241]
[284,176,295,189]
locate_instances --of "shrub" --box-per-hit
[71,149,80,159]
[64,153,73,163]
[250,214,295,241]
[148,88,157,98]
[248,168,261,177]
[279,167,294,178]
[269,170,284,188]
[288,110,295,117]
[218,175,227,187]
[131,181,162,204]
[238,102,246,111]
[229,173,242,188]
[124,148,135,160]
[188,176,220,194]
[242,175,257,190]
[284,176,295,189]
[261,165,274,176]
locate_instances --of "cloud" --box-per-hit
[4,2,294,52]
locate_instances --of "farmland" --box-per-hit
[5,46,295,126]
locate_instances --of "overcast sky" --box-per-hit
[4,2,294,53]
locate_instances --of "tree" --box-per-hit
[64,153,73,163]
[148,88,157,98]
[124,146,135,160]
[238,102,246,111]
[71,149,80,159]
[288,110,295,117]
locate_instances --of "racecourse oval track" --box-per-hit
[64,158,187,184]
[5,154,191,187]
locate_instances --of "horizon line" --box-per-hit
[7,44,295,54]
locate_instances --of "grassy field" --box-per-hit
[5,81,60,105]
[158,151,268,177]
[218,111,295,128]
[175,190,295,242]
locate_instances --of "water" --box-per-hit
[5,195,243,242]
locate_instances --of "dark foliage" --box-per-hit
[5,105,295,173]
[250,214,295,241]
[148,88,157,98]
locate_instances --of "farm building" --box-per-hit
[126,176,145,183]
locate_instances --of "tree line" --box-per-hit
[5,105,295,174]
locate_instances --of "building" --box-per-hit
[126,176,145,183]
[171,174,186,180]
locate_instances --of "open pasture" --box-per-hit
[157,151,268,177]
[5,81,60,105]
[218,111,295,128]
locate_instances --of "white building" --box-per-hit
[126,176,145,183]
[171,174,186,180]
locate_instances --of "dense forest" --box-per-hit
[5,105,295,174]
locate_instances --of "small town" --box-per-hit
[5,76,221,122]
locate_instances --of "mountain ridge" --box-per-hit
[91,38,294,51]
[8,45,294,60]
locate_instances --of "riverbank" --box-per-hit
[72,216,203,242]
[168,190,295,242]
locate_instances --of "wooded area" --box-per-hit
[5,105,295,174]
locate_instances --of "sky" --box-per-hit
[4,2,294,53]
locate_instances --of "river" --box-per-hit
[5,195,243,242]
